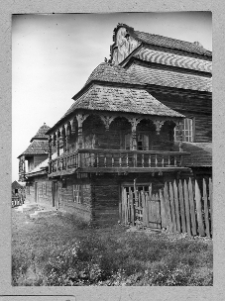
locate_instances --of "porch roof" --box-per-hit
[63,84,184,119]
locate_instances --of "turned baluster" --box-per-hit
[96,153,99,168]
[161,156,165,167]
[155,155,158,167]
[174,156,177,166]
[112,154,114,167]
[126,153,129,167]
[148,155,151,167]
[168,155,171,166]
[104,154,107,168]
[142,153,144,167]
[119,154,122,167]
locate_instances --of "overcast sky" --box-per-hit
[12,12,212,181]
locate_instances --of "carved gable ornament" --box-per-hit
[111,26,140,65]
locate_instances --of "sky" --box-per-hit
[12,12,212,181]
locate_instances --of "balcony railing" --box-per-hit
[49,148,190,174]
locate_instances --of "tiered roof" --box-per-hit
[18,123,50,158]
[30,123,50,142]
[48,63,183,133]
[127,64,212,92]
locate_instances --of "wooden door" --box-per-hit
[52,181,59,209]
[121,184,161,229]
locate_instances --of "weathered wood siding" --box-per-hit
[148,90,212,143]
[91,176,120,226]
[58,178,92,222]
[34,155,48,168]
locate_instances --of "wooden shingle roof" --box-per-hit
[114,24,212,58]
[84,62,144,88]
[66,85,184,118]
[181,142,212,167]
[18,140,49,158]
[30,123,51,142]
[132,46,212,73]
[18,123,50,158]
[127,64,212,92]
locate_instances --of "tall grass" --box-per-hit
[12,208,213,286]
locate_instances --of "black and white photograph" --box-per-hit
[12,12,212,286]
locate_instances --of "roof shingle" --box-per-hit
[133,46,212,73]
[127,63,212,92]
[181,142,212,167]
[30,123,50,142]
[65,84,184,119]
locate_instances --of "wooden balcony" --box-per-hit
[49,148,190,176]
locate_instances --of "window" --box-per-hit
[73,185,82,203]
[174,118,194,142]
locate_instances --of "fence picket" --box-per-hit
[184,180,191,236]
[188,178,197,236]
[195,180,205,237]
[164,183,173,232]
[178,180,186,233]
[209,178,213,235]
[173,180,181,233]
[203,179,210,237]
[169,182,176,232]
[129,187,135,226]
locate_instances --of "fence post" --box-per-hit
[203,178,210,237]
[184,179,191,236]
[178,180,186,233]
[188,178,197,236]
[169,182,176,232]
[195,180,205,237]
[129,187,135,226]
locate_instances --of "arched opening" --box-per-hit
[82,115,106,149]
[109,117,131,149]
[136,119,156,150]
[158,121,176,151]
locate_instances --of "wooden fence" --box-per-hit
[122,177,212,237]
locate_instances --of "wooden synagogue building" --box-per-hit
[18,24,212,227]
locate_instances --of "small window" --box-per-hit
[174,118,194,142]
[72,184,82,203]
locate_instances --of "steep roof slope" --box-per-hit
[30,123,50,142]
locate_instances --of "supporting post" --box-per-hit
[48,136,52,174]
[76,114,89,149]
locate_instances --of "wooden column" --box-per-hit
[56,131,60,157]
[130,117,141,150]
[76,114,89,149]
[48,136,52,174]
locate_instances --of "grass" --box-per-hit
[12,206,213,286]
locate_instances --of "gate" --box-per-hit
[121,184,162,229]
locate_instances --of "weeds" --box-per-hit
[12,208,213,286]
